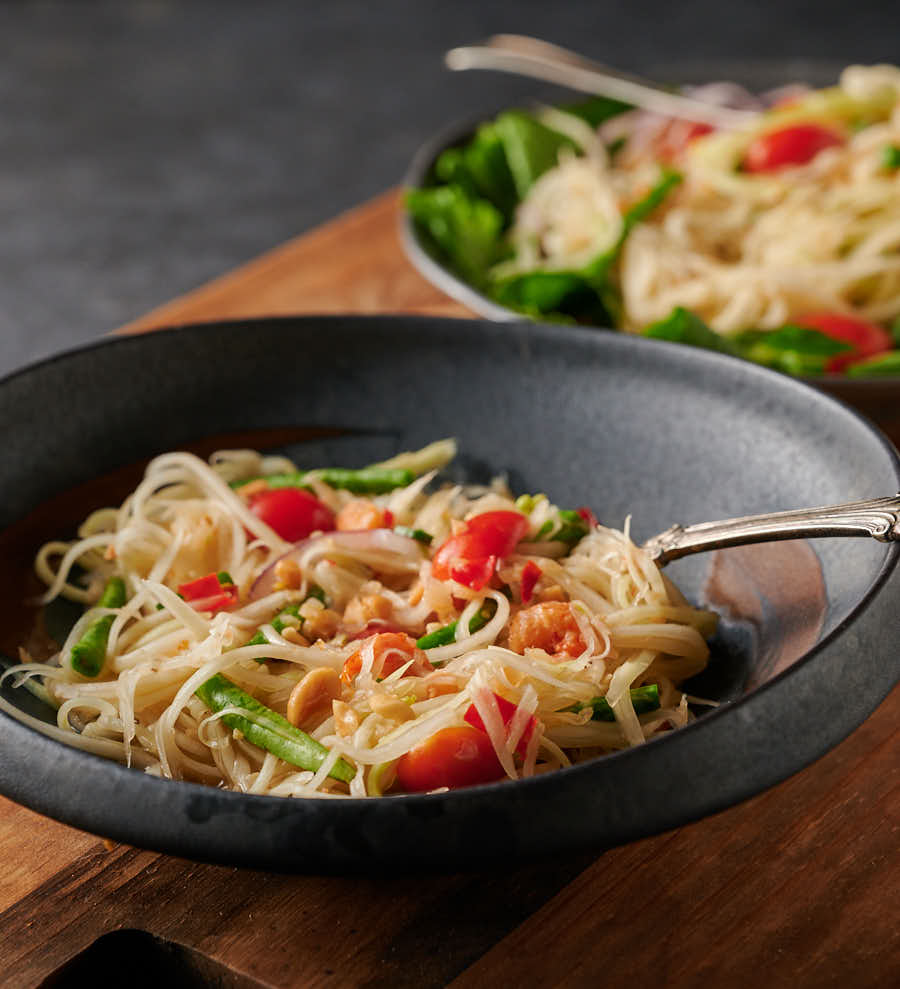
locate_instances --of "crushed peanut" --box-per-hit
[332,700,359,738]
[299,598,324,620]
[273,558,302,590]
[280,626,309,647]
[369,692,415,723]
[299,601,340,640]
[424,674,460,700]
[344,592,393,630]
[287,667,342,729]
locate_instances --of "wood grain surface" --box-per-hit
[2,190,898,989]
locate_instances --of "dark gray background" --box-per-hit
[2,0,898,376]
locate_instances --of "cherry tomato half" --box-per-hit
[247,488,335,543]
[743,123,843,173]
[794,312,892,373]
[431,510,529,589]
[396,724,505,792]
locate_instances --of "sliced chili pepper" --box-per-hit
[178,572,238,614]
[464,691,536,757]
[520,561,542,604]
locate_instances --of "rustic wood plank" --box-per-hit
[0,841,595,988]
[0,799,102,912]
[121,190,469,333]
[448,683,900,989]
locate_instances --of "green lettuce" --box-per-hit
[406,184,506,288]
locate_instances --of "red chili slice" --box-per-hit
[464,692,537,757]
[520,561,542,604]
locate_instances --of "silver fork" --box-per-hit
[642,495,900,565]
[445,34,758,129]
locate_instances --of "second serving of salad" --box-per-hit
[407,64,900,377]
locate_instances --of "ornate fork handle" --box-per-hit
[643,495,900,566]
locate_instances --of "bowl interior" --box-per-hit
[0,315,897,870]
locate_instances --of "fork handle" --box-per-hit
[445,34,756,128]
[642,494,900,566]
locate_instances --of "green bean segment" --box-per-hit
[564,683,661,722]
[234,467,414,495]
[416,601,497,650]
[195,674,354,782]
[69,577,127,678]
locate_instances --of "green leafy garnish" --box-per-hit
[642,309,861,376]
[735,324,852,376]
[494,110,579,199]
[435,123,518,219]
[492,269,605,322]
[642,307,738,356]
[406,184,506,287]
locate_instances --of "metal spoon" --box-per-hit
[445,34,758,129]
[642,494,900,566]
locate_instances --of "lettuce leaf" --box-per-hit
[406,185,506,288]
[494,110,579,199]
[735,324,852,375]
[642,307,738,355]
[435,123,518,220]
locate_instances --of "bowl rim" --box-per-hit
[1,314,899,871]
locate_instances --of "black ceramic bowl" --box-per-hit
[1,315,898,874]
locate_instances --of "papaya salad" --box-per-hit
[408,64,900,376]
[2,440,717,797]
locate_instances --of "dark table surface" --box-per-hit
[3,0,900,375]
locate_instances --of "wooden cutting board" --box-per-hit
[2,190,898,989]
